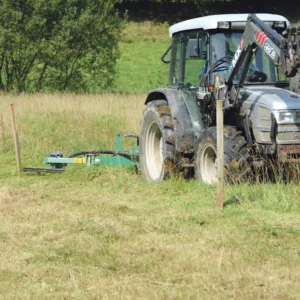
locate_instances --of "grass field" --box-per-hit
[0,93,300,299]
[113,21,170,93]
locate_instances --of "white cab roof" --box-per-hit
[169,13,290,37]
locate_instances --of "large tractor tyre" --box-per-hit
[194,126,250,184]
[139,100,176,183]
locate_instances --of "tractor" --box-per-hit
[139,13,300,183]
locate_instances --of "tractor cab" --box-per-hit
[163,14,290,91]
[140,13,300,184]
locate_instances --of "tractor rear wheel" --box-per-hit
[194,126,250,184]
[139,100,176,183]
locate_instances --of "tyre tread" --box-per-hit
[140,100,177,182]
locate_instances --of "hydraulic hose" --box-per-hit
[68,150,139,158]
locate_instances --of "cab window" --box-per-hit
[168,31,207,89]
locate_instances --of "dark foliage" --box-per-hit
[0,0,123,92]
[116,0,300,23]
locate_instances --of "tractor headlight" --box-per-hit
[279,111,293,122]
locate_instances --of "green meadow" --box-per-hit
[0,21,299,299]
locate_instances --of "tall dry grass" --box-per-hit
[0,93,146,166]
[2,92,300,184]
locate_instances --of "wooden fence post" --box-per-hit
[216,99,224,210]
[10,104,22,175]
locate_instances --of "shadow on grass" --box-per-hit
[224,195,243,208]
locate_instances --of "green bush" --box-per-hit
[0,0,124,92]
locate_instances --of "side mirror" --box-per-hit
[188,38,202,58]
[161,45,172,63]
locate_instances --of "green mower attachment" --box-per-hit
[23,133,139,173]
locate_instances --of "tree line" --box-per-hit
[116,0,299,23]
[0,0,122,92]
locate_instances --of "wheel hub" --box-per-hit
[145,121,163,181]
[200,144,218,184]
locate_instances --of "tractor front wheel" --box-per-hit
[194,126,250,184]
[139,100,176,183]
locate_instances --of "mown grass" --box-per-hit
[0,93,300,299]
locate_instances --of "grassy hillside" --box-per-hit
[113,16,300,94]
[0,94,300,298]
[113,21,170,93]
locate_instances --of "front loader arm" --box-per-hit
[226,14,300,103]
